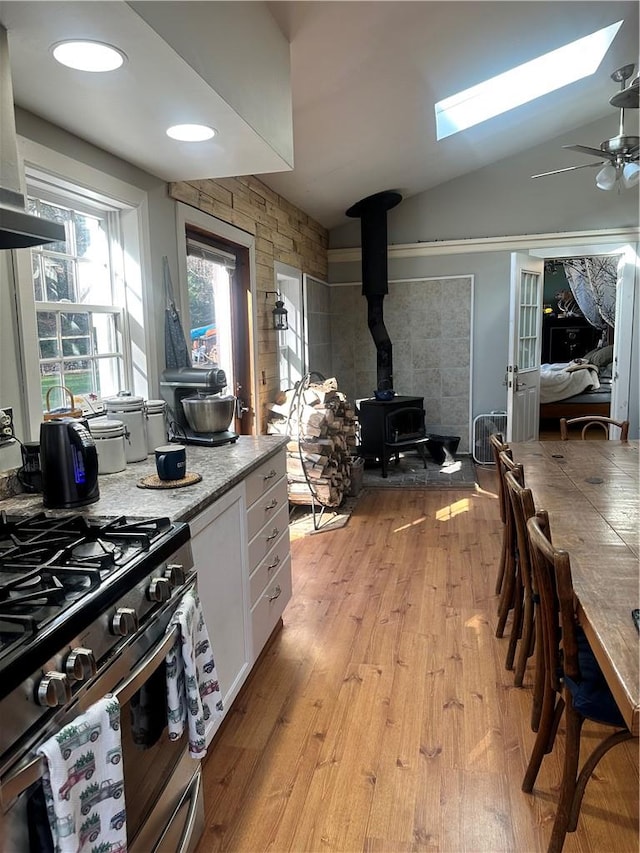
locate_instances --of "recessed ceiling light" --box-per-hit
[435,20,623,140]
[166,124,216,142]
[52,40,126,72]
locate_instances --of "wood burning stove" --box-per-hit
[358,395,424,463]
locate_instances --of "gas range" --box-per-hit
[0,510,193,771]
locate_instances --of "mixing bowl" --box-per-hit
[181,393,236,433]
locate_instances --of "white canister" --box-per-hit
[145,399,167,453]
[104,392,148,463]
[89,418,127,474]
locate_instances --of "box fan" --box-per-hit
[472,412,507,464]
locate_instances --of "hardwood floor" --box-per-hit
[195,482,639,852]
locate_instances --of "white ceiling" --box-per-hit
[1,1,638,231]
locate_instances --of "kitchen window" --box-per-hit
[28,191,126,412]
[12,140,151,441]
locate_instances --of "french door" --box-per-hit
[506,253,544,442]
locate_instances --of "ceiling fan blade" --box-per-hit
[562,144,615,161]
[531,163,601,179]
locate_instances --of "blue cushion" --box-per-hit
[564,629,626,727]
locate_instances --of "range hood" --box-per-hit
[0,25,65,250]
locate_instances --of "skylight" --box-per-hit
[435,20,623,140]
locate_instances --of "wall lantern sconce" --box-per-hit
[265,291,288,331]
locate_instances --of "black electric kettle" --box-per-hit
[40,418,100,508]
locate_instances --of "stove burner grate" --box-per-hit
[0,511,183,671]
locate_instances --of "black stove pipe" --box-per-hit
[346,190,402,391]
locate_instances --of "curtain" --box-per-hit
[562,256,619,329]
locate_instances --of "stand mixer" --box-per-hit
[160,367,239,446]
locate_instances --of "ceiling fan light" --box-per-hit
[595,164,617,191]
[622,162,640,188]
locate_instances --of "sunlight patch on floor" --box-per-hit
[435,498,471,521]
[393,516,428,533]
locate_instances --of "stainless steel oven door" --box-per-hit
[130,753,204,853]
[1,576,204,853]
[117,604,203,851]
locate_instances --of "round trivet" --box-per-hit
[137,472,203,490]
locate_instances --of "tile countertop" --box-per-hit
[0,435,288,525]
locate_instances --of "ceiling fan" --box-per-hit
[532,64,639,191]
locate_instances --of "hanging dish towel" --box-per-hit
[38,695,127,853]
[166,589,224,758]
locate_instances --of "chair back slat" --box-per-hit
[526,513,579,690]
[560,416,629,441]
[498,449,524,529]
[489,434,510,524]
[504,470,535,598]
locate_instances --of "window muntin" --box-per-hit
[517,270,541,370]
[27,188,127,409]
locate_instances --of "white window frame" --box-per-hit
[274,261,304,391]
[175,202,259,431]
[13,138,153,441]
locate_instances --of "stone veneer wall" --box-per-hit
[330,277,472,452]
[169,176,328,430]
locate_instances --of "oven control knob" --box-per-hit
[36,671,72,707]
[148,577,171,603]
[165,563,186,587]
[111,607,138,636]
[65,647,97,682]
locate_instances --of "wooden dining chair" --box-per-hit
[489,433,510,596]
[522,512,635,853]
[503,470,544,731]
[495,451,524,675]
[559,415,629,441]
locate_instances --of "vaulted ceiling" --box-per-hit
[1,1,638,230]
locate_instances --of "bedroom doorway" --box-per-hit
[518,240,635,440]
[538,257,615,438]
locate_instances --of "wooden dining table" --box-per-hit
[510,439,639,736]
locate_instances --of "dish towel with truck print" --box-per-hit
[165,588,223,758]
[37,694,127,853]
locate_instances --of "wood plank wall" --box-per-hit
[169,177,329,427]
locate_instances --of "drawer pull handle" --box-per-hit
[267,585,282,602]
[264,498,278,511]
[266,527,279,542]
[266,555,280,571]
[263,469,277,482]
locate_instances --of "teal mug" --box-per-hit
[155,444,186,481]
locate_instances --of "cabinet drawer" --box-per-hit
[249,529,290,606]
[251,555,292,659]
[247,499,289,571]
[246,476,288,542]
[245,450,287,507]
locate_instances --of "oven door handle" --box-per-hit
[112,623,178,707]
[1,624,180,806]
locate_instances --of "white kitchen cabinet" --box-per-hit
[189,481,250,744]
[189,447,291,741]
[245,452,291,660]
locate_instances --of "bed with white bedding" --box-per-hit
[539,362,600,404]
[539,345,613,421]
